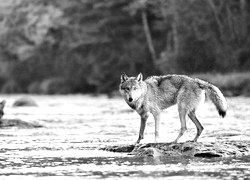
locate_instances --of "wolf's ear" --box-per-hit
[121,73,128,83]
[136,73,143,82]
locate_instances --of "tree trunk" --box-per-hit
[141,10,157,65]
[171,0,180,57]
[207,0,224,41]
[239,0,248,38]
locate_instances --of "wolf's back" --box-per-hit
[198,80,227,117]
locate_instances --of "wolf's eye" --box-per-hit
[133,87,137,90]
[123,87,129,91]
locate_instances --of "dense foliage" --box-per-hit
[0,0,250,94]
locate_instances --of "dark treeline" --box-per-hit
[0,0,250,94]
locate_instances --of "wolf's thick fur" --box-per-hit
[119,73,227,144]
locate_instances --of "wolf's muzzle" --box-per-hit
[128,97,133,102]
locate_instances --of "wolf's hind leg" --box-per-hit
[173,106,187,143]
[188,110,203,142]
[136,112,149,144]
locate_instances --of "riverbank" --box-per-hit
[193,72,250,97]
[1,72,250,96]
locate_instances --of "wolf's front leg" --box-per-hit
[136,112,149,144]
[153,112,161,143]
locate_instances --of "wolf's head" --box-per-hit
[119,73,145,104]
[0,100,6,119]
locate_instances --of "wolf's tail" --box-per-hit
[200,81,227,117]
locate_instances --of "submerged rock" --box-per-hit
[100,141,250,158]
[0,119,43,128]
[13,97,38,107]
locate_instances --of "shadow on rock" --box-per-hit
[100,141,250,158]
[0,119,43,128]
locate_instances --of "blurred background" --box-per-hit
[0,0,249,96]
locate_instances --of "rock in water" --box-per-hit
[100,141,250,158]
[101,144,135,153]
[13,97,38,107]
[0,119,43,128]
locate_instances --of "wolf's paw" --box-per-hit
[134,142,140,146]
[154,137,160,143]
[171,140,178,144]
[186,138,198,143]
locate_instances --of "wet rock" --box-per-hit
[100,141,250,158]
[128,146,166,157]
[13,97,38,107]
[101,144,135,153]
[0,119,43,128]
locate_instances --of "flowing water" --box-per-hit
[0,95,250,179]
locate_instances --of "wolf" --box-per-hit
[119,73,227,144]
[0,100,6,119]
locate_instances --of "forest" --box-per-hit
[0,0,249,95]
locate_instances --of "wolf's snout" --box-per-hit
[128,97,133,102]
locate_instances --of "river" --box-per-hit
[0,95,250,179]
